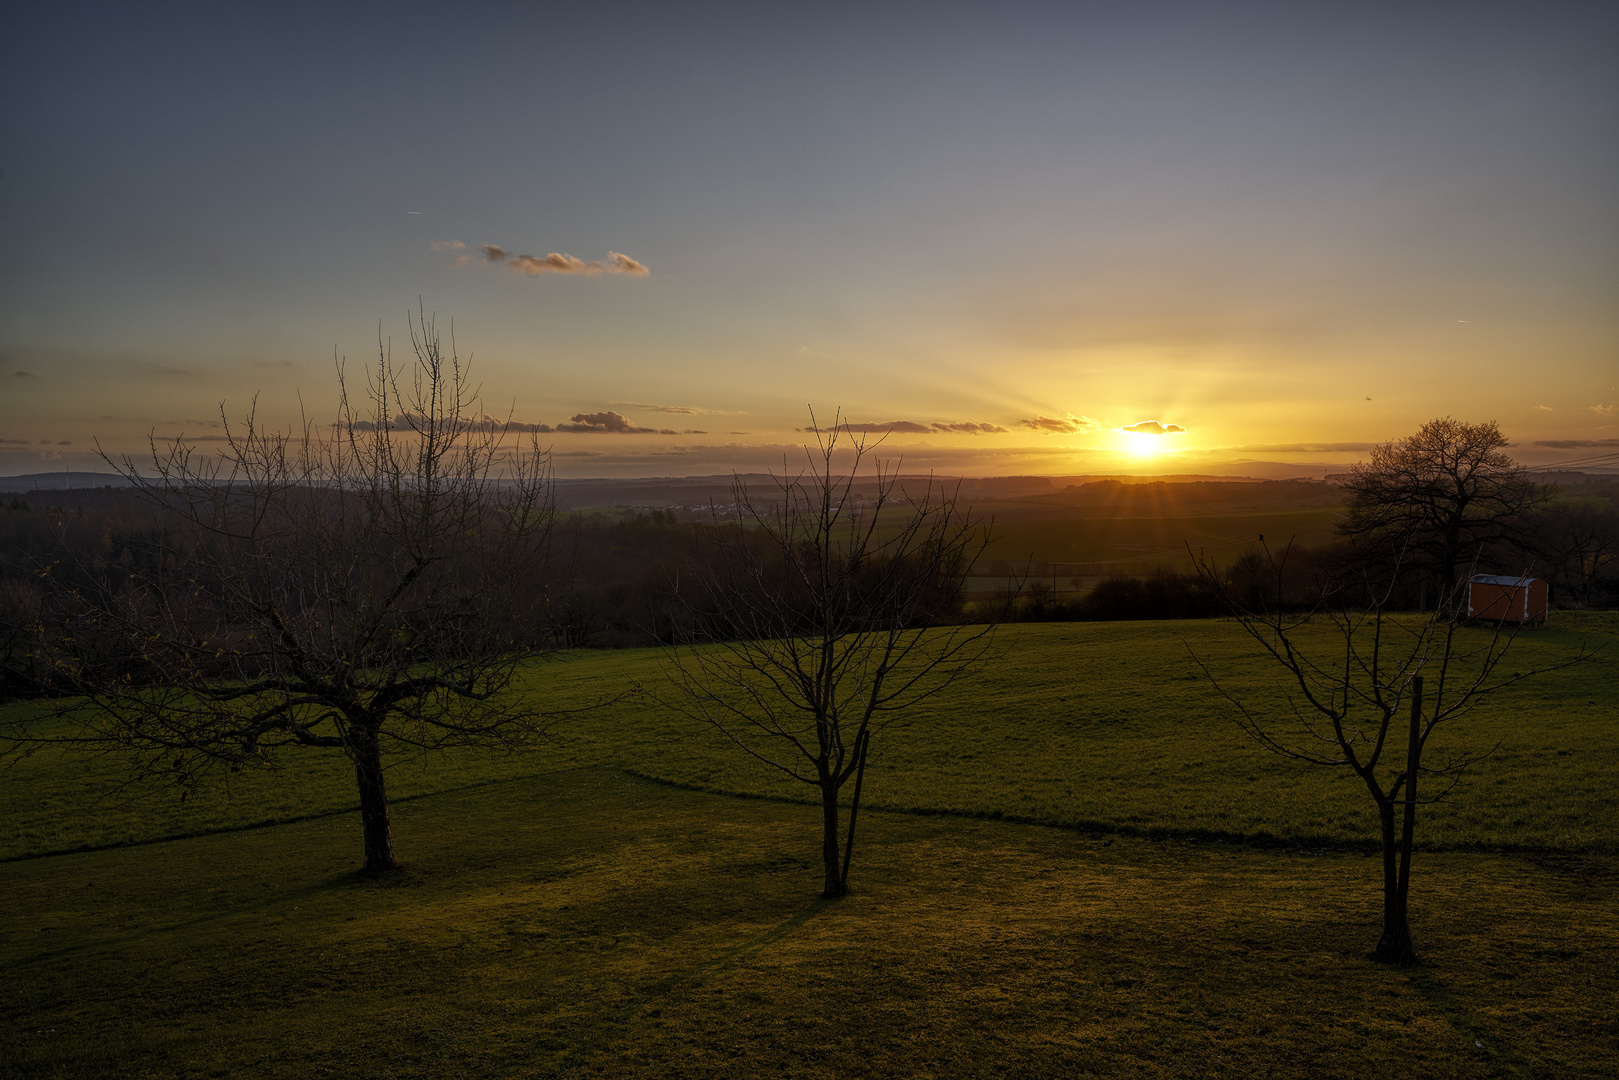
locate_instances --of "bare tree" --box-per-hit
[13,310,556,871]
[1191,544,1583,963]
[1338,418,1551,595]
[664,422,1002,898]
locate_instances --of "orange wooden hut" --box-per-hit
[1466,574,1548,626]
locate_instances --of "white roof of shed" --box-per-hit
[1468,574,1541,586]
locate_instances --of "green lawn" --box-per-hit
[3,614,1616,1077]
[9,614,1613,863]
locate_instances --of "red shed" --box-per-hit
[1466,574,1548,626]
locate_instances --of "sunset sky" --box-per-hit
[3,2,1616,478]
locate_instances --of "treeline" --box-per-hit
[991,541,1334,624]
[3,481,1617,697]
[0,493,179,698]
[0,498,953,690]
[992,494,1619,625]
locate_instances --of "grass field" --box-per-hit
[3,614,1616,1077]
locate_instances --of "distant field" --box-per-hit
[964,508,1342,588]
[4,614,1615,1078]
[965,478,1347,577]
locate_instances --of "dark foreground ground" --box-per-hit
[5,765,1615,1079]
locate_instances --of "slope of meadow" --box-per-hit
[6,614,1614,862]
[3,614,1615,1079]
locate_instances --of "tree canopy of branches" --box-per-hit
[1523,499,1619,609]
[1192,546,1581,963]
[14,312,556,872]
[1337,417,1551,593]
[665,425,1001,898]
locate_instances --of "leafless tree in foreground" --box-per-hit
[664,421,1003,898]
[14,311,556,871]
[1191,544,1584,963]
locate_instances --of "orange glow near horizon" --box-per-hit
[1120,432,1178,458]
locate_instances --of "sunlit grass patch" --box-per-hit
[3,768,1615,1078]
[628,615,1619,853]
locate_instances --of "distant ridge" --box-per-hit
[0,471,136,493]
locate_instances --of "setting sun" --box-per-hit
[1124,432,1164,457]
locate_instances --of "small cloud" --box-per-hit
[492,420,554,433]
[1018,414,1100,435]
[511,252,589,275]
[683,429,707,435]
[931,421,1009,434]
[435,241,651,277]
[1120,420,1186,435]
[606,251,650,276]
[1535,405,1553,411]
[11,371,35,379]
[0,438,30,444]
[56,440,71,446]
[556,410,660,434]
[1533,438,1619,448]
[350,412,554,434]
[1593,404,1618,415]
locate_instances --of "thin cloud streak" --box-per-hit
[798,419,1009,435]
[611,402,700,414]
[1017,415,1100,434]
[1231,442,1376,452]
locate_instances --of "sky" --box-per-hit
[3,1,1617,478]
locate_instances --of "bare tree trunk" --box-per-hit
[1383,677,1423,963]
[820,775,846,898]
[353,724,396,872]
[1373,801,1413,962]
[839,728,870,893]
[1373,678,1422,962]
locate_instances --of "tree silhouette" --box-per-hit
[1337,417,1550,595]
[1192,544,1583,962]
[665,421,1002,898]
[14,311,556,871]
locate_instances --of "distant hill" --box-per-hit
[0,472,136,493]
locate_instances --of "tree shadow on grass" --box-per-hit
[536,895,834,1073]
[1399,967,1538,1080]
